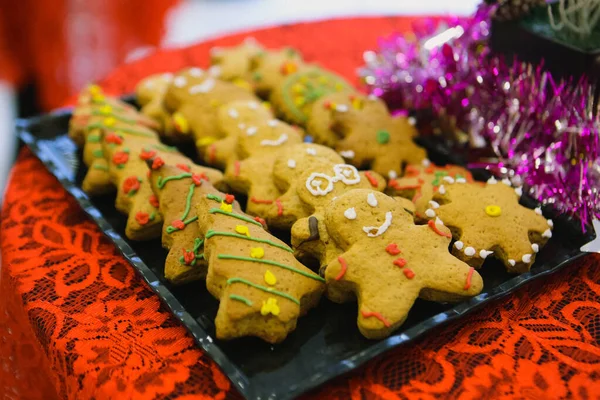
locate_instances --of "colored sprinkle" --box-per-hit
[218,255,324,282]
[209,209,263,227]
[176,163,191,172]
[361,310,391,327]
[206,193,223,202]
[92,150,104,158]
[166,216,198,233]
[235,225,250,237]
[364,171,379,187]
[275,199,284,216]
[393,258,407,268]
[335,256,348,281]
[157,173,193,189]
[206,230,293,252]
[386,243,401,255]
[464,267,474,290]
[264,270,277,285]
[427,220,452,238]
[227,277,300,305]
[403,269,415,279]
[87,135,100,143]
[251,197,274,204]
[229,294,253,306]
[250,247,265,259]
[376,130,391,144]
[93,164,109,171]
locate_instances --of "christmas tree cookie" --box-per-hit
[427,177,553,273]
[196,193,325,343]
[222,119,304,220]
[387,162,473,220]
[321,189,484,339]
[148,163,229,284]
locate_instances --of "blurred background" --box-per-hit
[0,0,478,200]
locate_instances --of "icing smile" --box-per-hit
[362,211,393,237]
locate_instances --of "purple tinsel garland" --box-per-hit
[359,5,600,229]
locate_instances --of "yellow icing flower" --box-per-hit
[264,270,276,285]
[485,205,502,217]
[88,84,102,95]
[250,247,265,259]
[351,97,363,110]
[292,83,304,94]
[235,225,250,237]
[220,202,233,212]
[261,298,280,316]
[196,136,217,147]
[172,112,190,134]
[99,104,112,114]
[103,117,116,127]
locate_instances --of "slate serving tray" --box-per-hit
[16,104,594,400]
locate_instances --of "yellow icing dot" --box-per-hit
[220,202,233,212]
[250,247,265,259]
[172,112,190,134]
[352,98,363,110]
[261,298,280,316]
[485,205,502,217]
[92,93,105,102]
[99,105,112,114]
[232,78,252,91]
[294,97,306,107]
[235,225,250,237]
[196,136,217,147]
[262,101,272,110]
[88,84,102,95]
[264,270,276,285]
[103,117,116,127]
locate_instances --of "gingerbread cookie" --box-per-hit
[209,37,264,82]
[135,72,177,138]
[200,99,274,169]
[307,92,389,147]
[333,113,427,179]
[321,189,483,339]
[387,162,473,220]
[148,163,230,284]
[427,177,553,273]
[270,67,353,126]
[246,47,306,97]
[222,118,304,219]
[196,193,325,343]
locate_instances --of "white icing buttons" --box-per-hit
[246,126,257,136]
[367,193,378,207]
[487,176,498,184]
[547,219,554,227]
[344,207,357,220]
[534,207,542,215]
[456,177,467,183]
[438,185,446,195]
[501,178,512,186]
[542,229,552,238]
[522,254,532,263]
[454,241,464,250]
[238,123,246,130]
[268,119,278,127]
[287,159,296,169]
[188,67,203,77]
[429,200,440,209]
[228,109,239,119]
[388,170,398,179]
[515,187,523,196]
[531,243,539,253]
[422,159,431,167]
[508,259,516,266]
[306,148,317,155]
[435,217,444,226]
[464,247,476,256]
[208,65,221,77]
[174,76,187,87]
[480,250,493,259]
[336,104,349,112]
[425,209,436,218]
[189,78,215,94]
[339,150,355,159]
[443,176,455,184]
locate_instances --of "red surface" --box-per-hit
[2,16,600,400]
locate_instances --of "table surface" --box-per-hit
[2,16,600,400]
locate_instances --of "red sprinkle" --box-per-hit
[105,133,123,144]
[209,144,217,164]
[151,157,165,170]
[403,269,415,279]
[225,194,235,204]
[112,151,129,165]
[149,195,159,208]
[393,258,407,268]
[464,267,474,290]
[386,243,401,255]
[182,249,195,265]
[425,166,435,174]
[191,173,203,186]
[364,171,379,187]
[275,199,284,216]
[122,176,140,194]
[361,310,391,327]
[254,216,267,227]
[234,161,241,177]
[171,220,185,230]
[139,149,156,161]
[250,197,273,204]
[418,178,425,184]
[427,220,452,238]
[323,101,332,110]
[335,256,348,281]
[176,163,191,172]
[135,212,149,225]
[405,165,420,176]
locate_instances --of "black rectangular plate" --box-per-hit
[16,105,595,400]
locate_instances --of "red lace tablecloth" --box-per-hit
[2,17,600,400]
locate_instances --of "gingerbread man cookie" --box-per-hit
[209,37,265,82]
[222,118,304,219]
[196,193,325,343]
[322,189,484,339]
[246,47,306,97]
[307,92,389,147]
[387,162,473,220]
[270,67,353,126]
[135,72,178,138]
[148,163,229,284]
[427,177,553,273]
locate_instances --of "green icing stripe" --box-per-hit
[209,209,262,227]
[206,194,223,202]
[93,164,109,171]
[206,230,292,253]
[157,173,192,189]
[166,215,198,234]
[91,110,136,124]
[152,144,178,152]
[229,294,253,306]
[92,150,104,158]
[227,277,300,305]
[181,184,195,221]
[87,135,101,143]
[85,122,155,138]
[218,254,324,282]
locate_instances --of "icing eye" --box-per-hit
[367,193,378,207]
[305,173,335,196]
[344,207,357,220]
[333,164,360,185]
